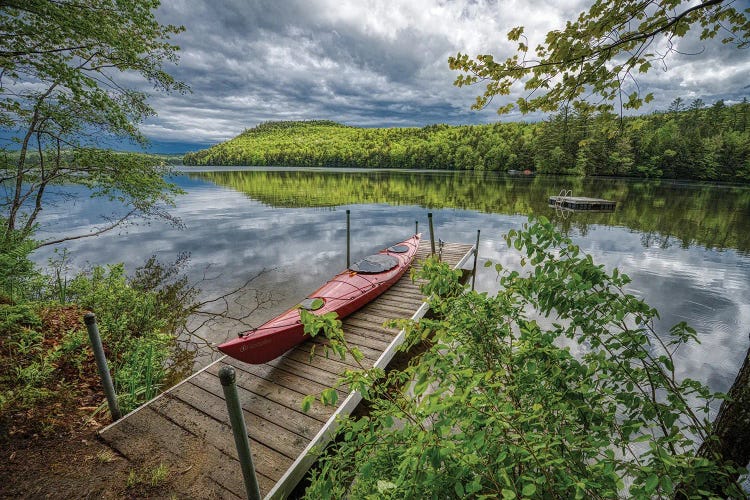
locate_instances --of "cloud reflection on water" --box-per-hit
[31,170,750,396]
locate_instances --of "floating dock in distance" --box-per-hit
[548,195,616,211]
[98,239,475,499]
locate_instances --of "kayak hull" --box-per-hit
[218,234,421,364]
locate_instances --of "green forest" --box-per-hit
[183,99,750,182]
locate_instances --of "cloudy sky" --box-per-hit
[140,0,750,152]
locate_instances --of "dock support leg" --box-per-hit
[471,229,480,291]
[220,366,261,500]
[428,212,435,255]
[346,209,350,269]
[415,220,418,235]
[84,313,122,421]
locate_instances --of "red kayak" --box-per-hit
[218,233,421,364]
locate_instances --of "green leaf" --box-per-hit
[454,482,465,496]
[301,395,314,412]
[376,480,397,492]
[522,483,537,496]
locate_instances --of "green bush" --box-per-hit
[304,218,742,499]
[66,259,196,413]
[0,255,197,436]
[0,226,43,303]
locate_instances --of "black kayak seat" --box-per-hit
[387,244,409,253]
[349,254,399,273]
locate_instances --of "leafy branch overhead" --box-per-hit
[0,0,188,247]
[449,0,750,114]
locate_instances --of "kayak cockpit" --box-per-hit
[349,254,398,273]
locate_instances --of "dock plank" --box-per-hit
[157,390,308,461]
[224,357,348,399]
[205,363,336,423]
[98,239,475,498]
[105,406,273,496]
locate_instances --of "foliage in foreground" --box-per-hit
[304,219,745,498]
[0,239,197,436]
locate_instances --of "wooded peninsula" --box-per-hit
[184,99,750,182]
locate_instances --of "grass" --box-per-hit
[96,449,117,463]
[125,463,170,490]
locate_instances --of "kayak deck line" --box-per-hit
[98,239,475,499]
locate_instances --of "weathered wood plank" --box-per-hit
[341,323,399,343]
[265,355,344,389]
[188,372,324,437]
[340,329,391,350]
[159,388,308,462]
[342,317,400,335]
[103,406,273,496]
[349,310,403,326]
[358,302,411,317]
[103,419,243,499]
[360,301,418,317]
[376,289,425,303]
[224,357,348,399]
[307,335,382,361]
[285,344,370,372]
[205,363,335,423]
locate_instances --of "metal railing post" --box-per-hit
[84,313,122,421]
[346,209,351,269]
[472,229,480,291]
[219,366,261,500]
[428,212,435,255]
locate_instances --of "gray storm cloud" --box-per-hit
[141,0,749,149]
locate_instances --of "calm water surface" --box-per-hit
[33,167,750,399]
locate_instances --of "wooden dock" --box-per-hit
[99,240,475,499]
[548,195,616,211]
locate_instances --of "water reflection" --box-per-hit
[195,168,750,253]
[31,168,750,396]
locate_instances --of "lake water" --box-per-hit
[33,167,750,399]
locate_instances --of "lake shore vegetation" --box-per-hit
[303,218,747,499]
[0,240,197,438]
[183,99,750,182]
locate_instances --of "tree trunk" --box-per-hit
[701,339,750,467]
[677,336,750,498]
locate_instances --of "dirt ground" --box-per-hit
[0,415,207,499]
[0,306,187,498]
[2,424,131,499]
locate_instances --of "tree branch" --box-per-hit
[35,207,138,248]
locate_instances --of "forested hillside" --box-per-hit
[183,99,750,182]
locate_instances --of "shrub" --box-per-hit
[0,256,197,436]
[0,226,43,303]
[304,218,742,498]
